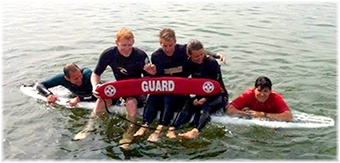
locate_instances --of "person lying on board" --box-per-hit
[164,39,229,140]
[73,28,155,148]
[133,28,225,142]
[225,76,293,122]
[35,63,95,107]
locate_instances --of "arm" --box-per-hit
[206,51,226,64]
[228,105,293,122]
[265,110,293,122]
[91,72,101,96]
[225,104,249,117]
[37,74,65,103]
[35,83,59,103]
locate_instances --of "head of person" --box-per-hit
[115,28,135,57]
[254,76,272,103]
[159,28,176,56]
[186,39,206,64]
[63,63,83,86]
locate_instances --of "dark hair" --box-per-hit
[186,39,204,56]
[254,76,272,90]
[63,63,80,78]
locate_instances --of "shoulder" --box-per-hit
[82,68,92,74]
[177,44,186,48]
[241,88,254,97]
[101,47,117,56]
[133,47,147,56]
[152,48,164,56]
[206,56,219,65]
[270,91,285,100]
[175,44,187,52]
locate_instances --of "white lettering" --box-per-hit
[148,81,155,91]
[156,80,162,91]
[168,80,174,91]
[141,81,148,92]
[140,80,175,93]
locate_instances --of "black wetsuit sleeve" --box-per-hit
[182,59,191,77]
[35,83,53,97]
[206,50,218,59]
[38,73,65,97]
[94,49,111,76]
[151,52,164,76]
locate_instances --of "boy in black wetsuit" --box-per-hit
[36,63,95,107]
[169,39,229,140]
[134,28,225,142]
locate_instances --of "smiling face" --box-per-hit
[65,69,83,86]
[254,87,271,103]
[116,38,134,57]
[189,48,205,64]
[115,28,135,57]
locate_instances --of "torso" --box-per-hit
[94,47,150,80]
[231,88,290,113]
[151,44,189,77]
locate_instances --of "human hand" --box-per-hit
[67,96,80,107]
[246,110,265,118]
[216,53,226,65]
[46,95,59,103]
[92,84,102,99]
[193,98,206,106]
[144,63,157,75]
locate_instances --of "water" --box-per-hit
[2,1,337,160]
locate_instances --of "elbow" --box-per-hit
[225,104,235,115]
[282,111,293,122]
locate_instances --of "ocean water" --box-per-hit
[2,1,337,160]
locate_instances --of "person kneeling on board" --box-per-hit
[35,63,96,107]
[225,76,293,122]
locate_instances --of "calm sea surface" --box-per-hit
[2,1,337,161]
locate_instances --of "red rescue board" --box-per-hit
[96,77,221,99]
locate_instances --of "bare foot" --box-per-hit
[72,129,96,141]
[147,130,161,142]
[147,125,163,142]
[133,126,148,137]
[178,128,200,140]
[120,144,130,150]
[119,138,132,150]
[166,127,176,139]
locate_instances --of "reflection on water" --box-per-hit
[2,1,337,160]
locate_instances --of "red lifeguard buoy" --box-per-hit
[95,77,221,99]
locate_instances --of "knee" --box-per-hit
[125,98,137,108]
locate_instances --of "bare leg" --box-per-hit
[119,114,137,150]
[147,125,163,142]
[166,126,176,139]
[178,128,200,140]
[73,98,111,141]
[115,97,138,149]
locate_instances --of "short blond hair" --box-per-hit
[159,28,176,43]
[116,28,134,41]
